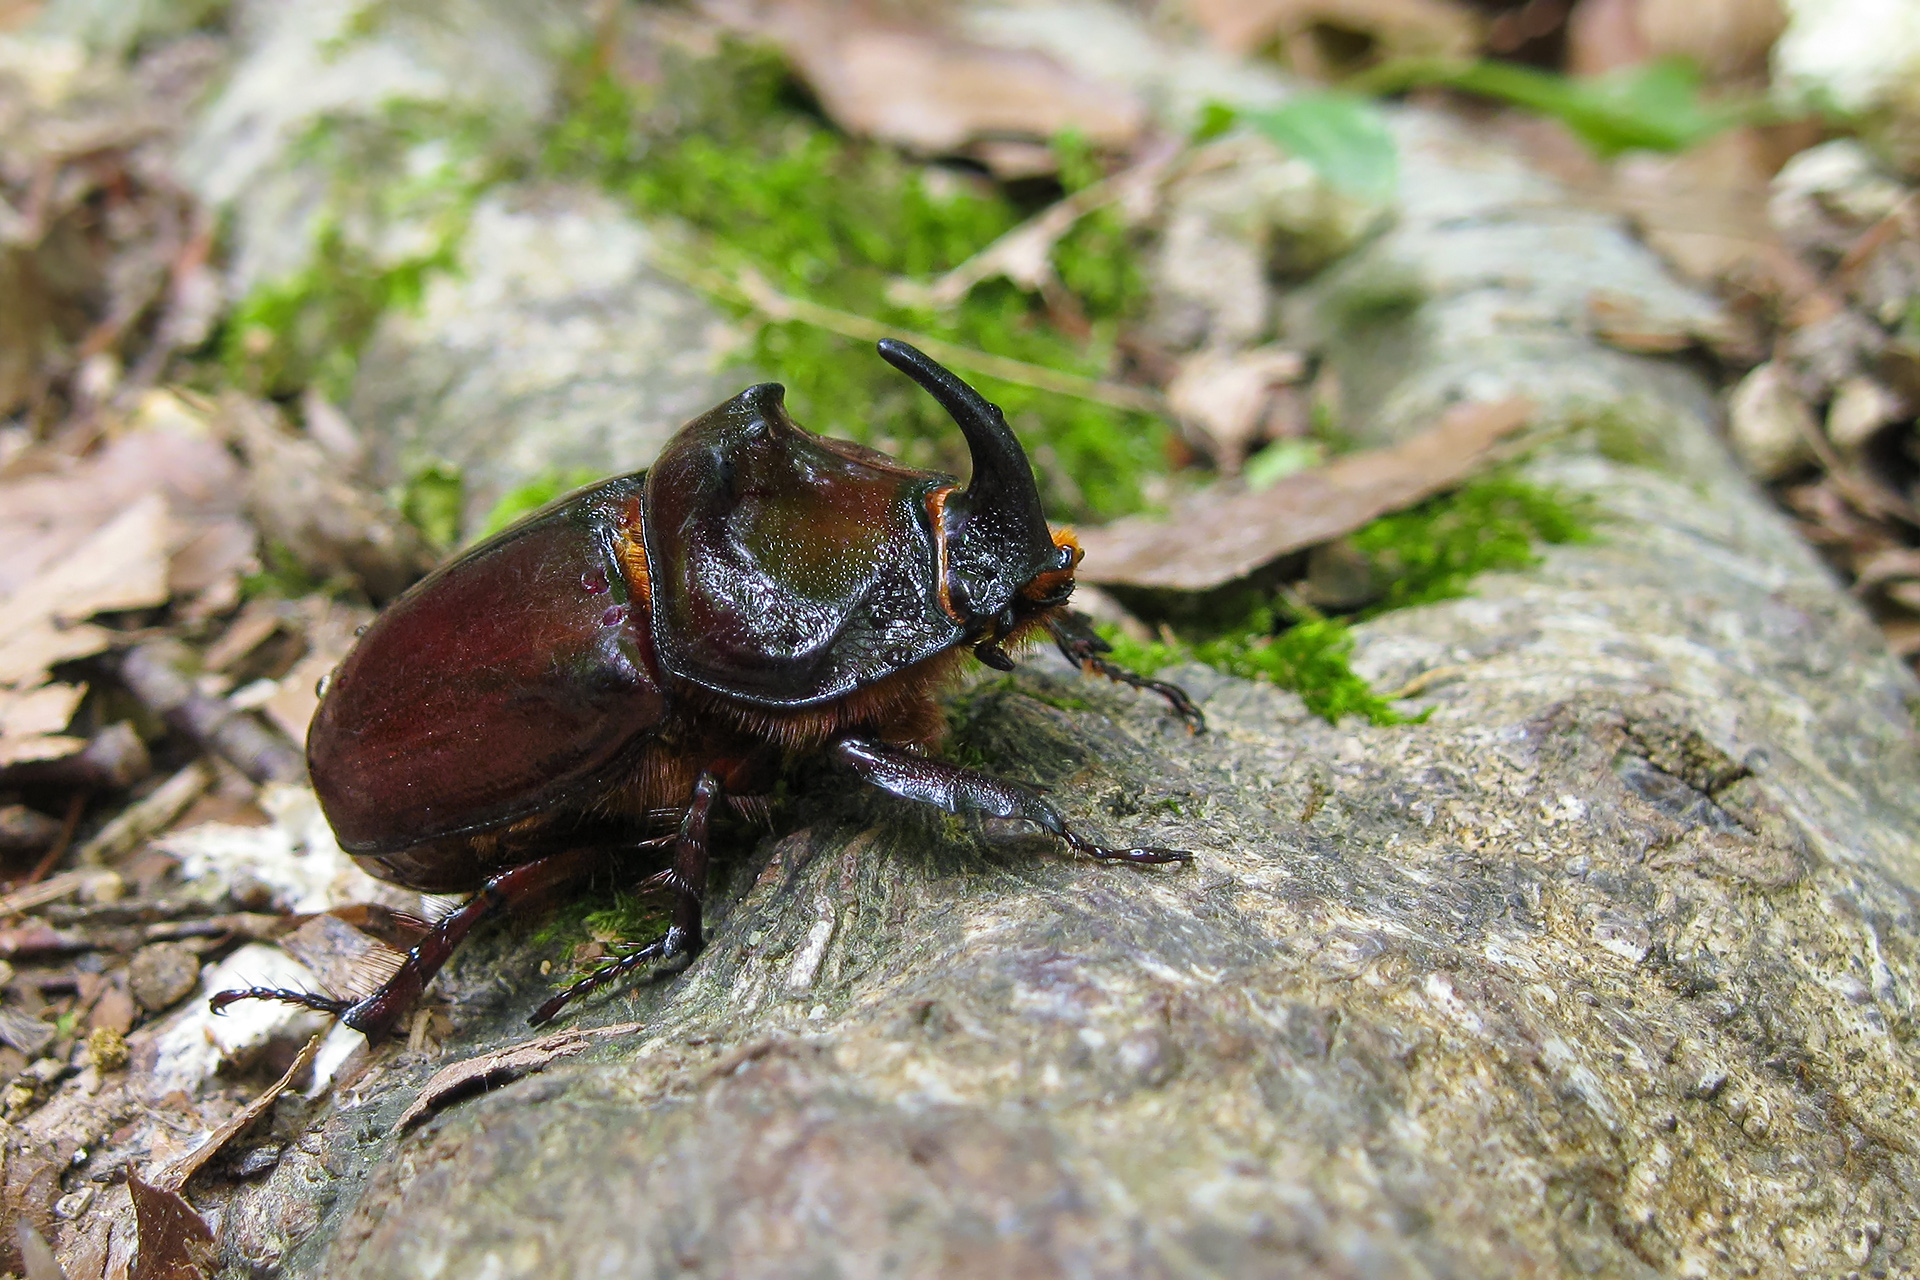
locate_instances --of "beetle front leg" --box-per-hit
[831,737,1190,865]
[1047,610,1205,733]
[530,769,722,1026]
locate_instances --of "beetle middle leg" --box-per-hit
[830,737,1190,865]
[530,768,724,1026]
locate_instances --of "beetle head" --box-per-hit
[877,340,1078,670]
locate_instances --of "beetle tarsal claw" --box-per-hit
[1062,830,1193,865]
[1087,844,1192,865]
[209,986,352,1017]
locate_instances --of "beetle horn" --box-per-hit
[876,340,1056,620]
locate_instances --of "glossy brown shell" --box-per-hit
[308,475,666,856]
[644,383,963,707]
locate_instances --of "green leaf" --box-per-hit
[1362,57,1747,159]
[476,468,600,541]
[1236,92,1400,202]
[1242,438,1325,491]
[400,463,464,552]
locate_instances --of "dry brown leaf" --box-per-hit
[1635,0,1785,84]
[1565,0,1650,74]
[1166,345,1310,469]
[1184,0,1480,66]
[257,600,372,746]
[393,1022,646,1133]
[152,1032,325,1193]
[0,492,169,650]
[1078,397,1533,590]
[127,1174,212,1280]
[0,483,174,774]
[701,0,1143,162]
[0,1126,59,1277]
[0,681,86,768]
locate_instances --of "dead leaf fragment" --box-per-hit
[1078,397,1533,590]
[1184,0,1480,67]
[0,681,86,771]
[277,913,404,1005]
[1571,0,1785,82]
[1166,345,1310,469]
[128,1174,212,1280]
[702,0,1143,162]
[394,1022,646,1132]
[0,492,170,684]
[152,1032,324,1193]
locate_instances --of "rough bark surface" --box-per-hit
[213,103,1920,1280]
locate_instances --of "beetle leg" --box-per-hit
[529,769,723,1027]
[1047,610,1206,733]
[342,845,620,1039]
[830,737,1191,865]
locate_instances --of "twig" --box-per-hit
[74,760,214,866]
[660,255,1167,417]
[24,792,86,886]
[113,641,305,785]
[0,868,120,918]
[1383,664,1474,700]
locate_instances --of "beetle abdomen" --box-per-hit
[308,475,668,856]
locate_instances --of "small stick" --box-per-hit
[74,760,214,866]
[23,792,86,886]
[113,641,305,786]
[659,255,1168,417]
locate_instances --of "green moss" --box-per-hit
[1324,259,1427,334]
[1102,473,1595,723]
[1351,472,1595,615]
[476,468,601,541]
[1567,400,1681,473]
[222,102,508,400]
[1104,605,1407,726]
[399,463,465,553]
[1020,683,1093,713]
[222,224,457,400]
[583,890,671,944]
[240,540,353,601]
[527,887,670,956]
[543,42,1167,521]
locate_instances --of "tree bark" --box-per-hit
[199,101,1920,1280]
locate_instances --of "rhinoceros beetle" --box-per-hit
[213,340,1202,1038]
